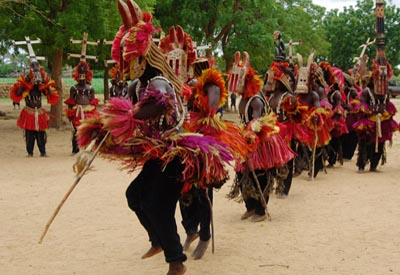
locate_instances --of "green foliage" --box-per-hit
[1,0,398,81]
[0,0,159,71]
[322,0,400,70]
[0,63,16,76]
[0,78,16,83]
[154,0,329,73]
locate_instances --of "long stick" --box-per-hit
[375,113,382,153]
[205,188,214,253]
[310,129,318,181]
[251,169,271,220]
[38,132,110,244]
[247,158,271,220]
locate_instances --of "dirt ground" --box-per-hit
[1,97,400,275]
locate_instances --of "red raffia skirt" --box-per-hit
[235,115,296,173]
[17,106,49,131]
[65,105,99,128]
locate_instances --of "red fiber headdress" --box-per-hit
[112,0,159,64]
[242,67,262,99]
[270,61,290,81]
[72,61,93,83]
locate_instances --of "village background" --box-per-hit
[0,94,399,275]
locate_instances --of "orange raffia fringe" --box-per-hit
[242,67,262,99]
[270,61,290,81]
[248,113,280,139]
[10,76,33,103]
[184,111,249,162]
[10,71,59,105]
[109,64,119,79]
[195,68,227,113]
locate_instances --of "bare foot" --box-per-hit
[167,261,186,275]
[251,214,267,222]
[240,209,255,220]
[141,246,163,259]
[191,240,210,260]
[276,193,288,199]
[183,232,199,251]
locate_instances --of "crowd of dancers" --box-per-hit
[9,1,398,274]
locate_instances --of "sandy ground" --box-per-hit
[1,97,400,275]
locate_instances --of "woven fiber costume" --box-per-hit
[76,1,232,274]
[227,51,295,222]
[289,52,333,178]
[341,72,361,160]
[64,61,99,154]
[159,26,241,259]
[318,62,349,167]
[183,63,249,258]
[10,59,59,157]
[352,65,398,172]
[352,0,399,173]
[264,60,302,197]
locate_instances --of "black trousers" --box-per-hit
[180,187,213,242]
[357,139,384,170]
[313,147,324,178]
[72,126,79,154]
[25,129,46,156]
[295,144,323,178]
[342,131,358,160]
[237,170,270,216]
[327,136,342,166]
[283,159,293,195]
[282,139,296,195]
[126,158,187,263]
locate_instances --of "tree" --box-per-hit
[269,1,330,66]
[322,0,400,73]
[154,0,329,74]
[0,0,156,128]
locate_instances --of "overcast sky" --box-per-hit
[312,0,400,11]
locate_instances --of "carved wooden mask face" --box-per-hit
[167,48,188,82]
[376,6,384,18]
[30,60,43,84]
[295,52,314,94]
[228,51,248,94]
[296,66,309,94]
[129,56,147,80]
[78,64,87,81]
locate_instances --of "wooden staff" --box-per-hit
[252,169,271,220]
[39,132,110,244]
[247,158,271,221]
[103,39,117,101]
[375,113,382,152]
[205,188,215,253]
[310,129,318,181]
